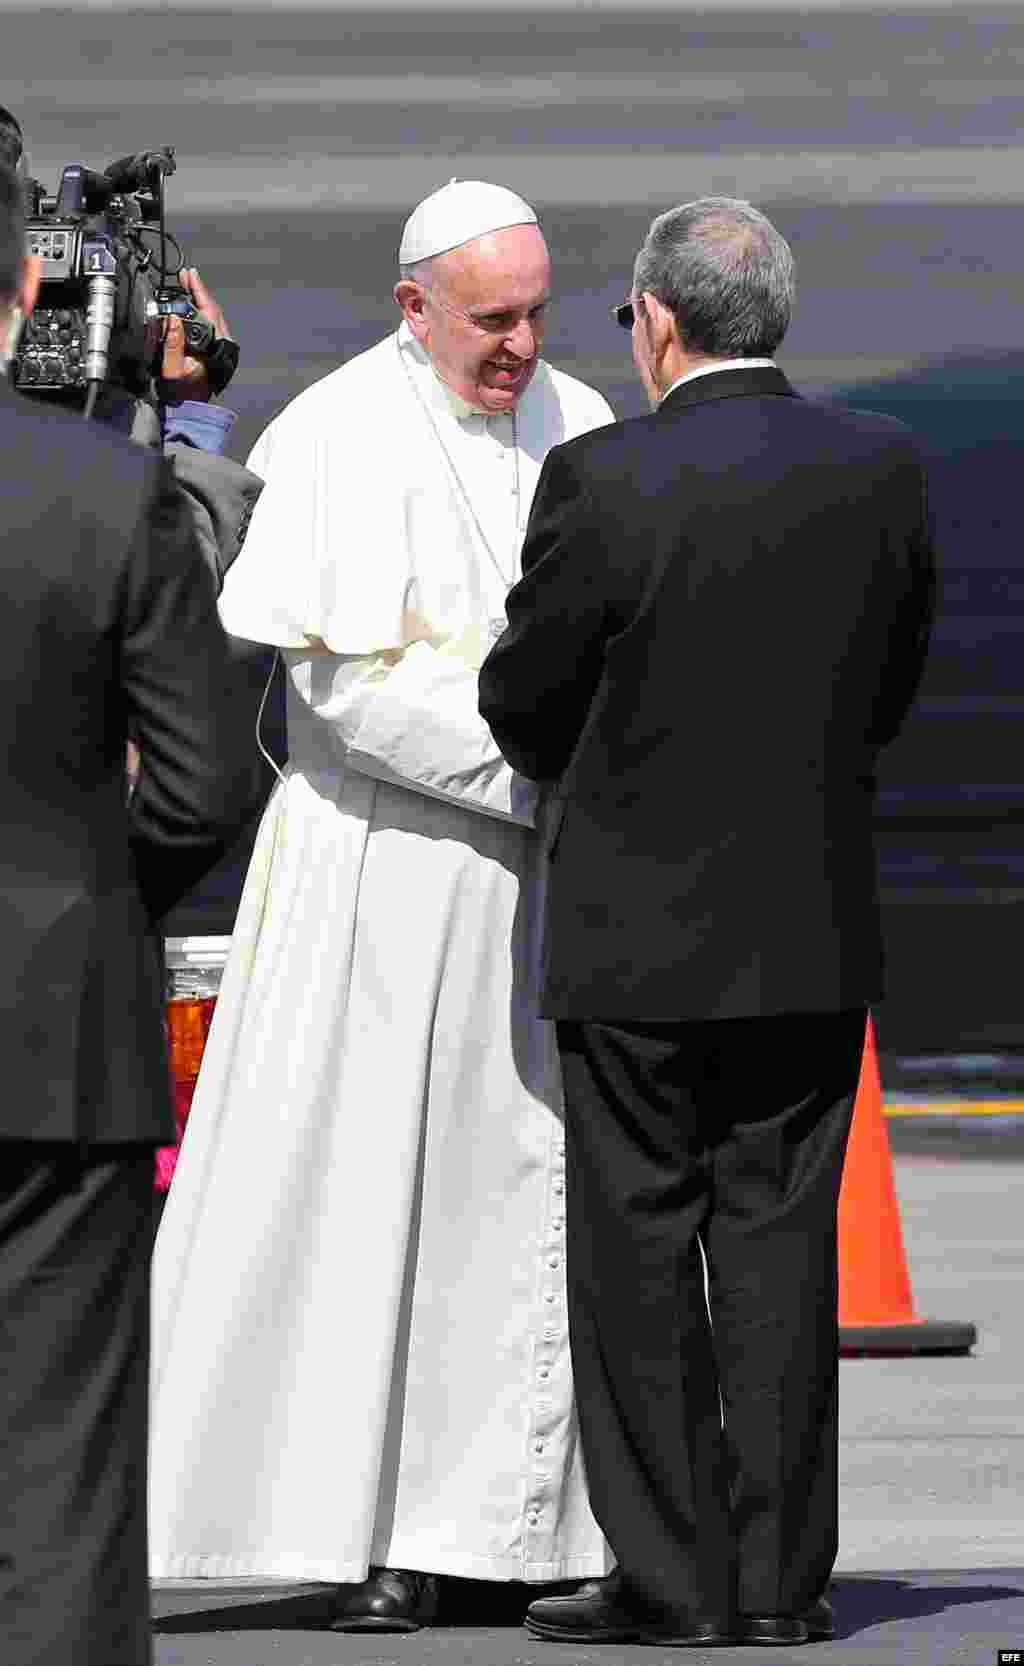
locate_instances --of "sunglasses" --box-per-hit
[611,300,635,330]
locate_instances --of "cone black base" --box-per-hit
[840,1318,977,1357]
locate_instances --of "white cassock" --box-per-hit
[148,322,616,1584]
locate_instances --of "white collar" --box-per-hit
[660,358,778,404]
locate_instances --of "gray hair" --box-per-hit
[633,197,795,358]
[398,258,432,286]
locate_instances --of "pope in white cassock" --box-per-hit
[148,180,615,1631]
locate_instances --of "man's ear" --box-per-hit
[641,291,675,356]
[18,252,41,318]
[393,278,429,343]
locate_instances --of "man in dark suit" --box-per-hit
[0,161,262,1666]
[479,197,934,1648]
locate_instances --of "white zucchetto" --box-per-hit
[398,178,538,266]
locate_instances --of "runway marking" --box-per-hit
[884,1101,1024,1117]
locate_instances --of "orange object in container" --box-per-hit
[156,938,231,1192]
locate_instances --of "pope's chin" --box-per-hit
[478,357,537,409]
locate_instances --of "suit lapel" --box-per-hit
[657,365,798,417]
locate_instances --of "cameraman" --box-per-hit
[0,158,263,1666]
[0,105,262,591]
[104,261,263,593]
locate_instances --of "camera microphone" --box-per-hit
[103,148,176,196]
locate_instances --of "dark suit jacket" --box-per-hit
[479,366,935,1021]
[0,376,263,1143]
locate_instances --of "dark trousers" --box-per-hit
[0,1142,155,1666]
[556,1009,865,1624]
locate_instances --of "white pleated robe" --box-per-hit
[148,325,615,1583]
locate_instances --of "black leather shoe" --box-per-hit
[326,1567,440,1632]
[802,1596,835,1639]
[737,1613,809,1644]
[525,1576,731,1647]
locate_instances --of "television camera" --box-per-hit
[12,147,236,419]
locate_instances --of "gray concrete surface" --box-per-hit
[152,1573,1024,1666]
[152,1149,1024,1663]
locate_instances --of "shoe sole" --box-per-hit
[738,1626,810,1646]
[328,1616,425,1633]
[526,1618,733,1647]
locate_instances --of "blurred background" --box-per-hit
[6,0,1024,1084]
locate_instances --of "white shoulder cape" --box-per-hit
[219,328,614,655]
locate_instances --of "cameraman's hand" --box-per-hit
[158,268,233,404]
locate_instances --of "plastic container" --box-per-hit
[156,936,231,1192]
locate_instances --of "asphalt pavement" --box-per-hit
[10,1,1024,461]
[151,1146,1024,1666]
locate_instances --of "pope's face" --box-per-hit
[404,224,551,414]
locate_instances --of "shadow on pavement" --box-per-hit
[829,1572,1024,1638]
[154,1572,1024,1636]
[153,1577,562,1632]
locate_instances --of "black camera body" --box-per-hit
[12,150,218,408]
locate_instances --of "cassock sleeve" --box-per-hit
[293,643,539,827]
[479,443,610,782]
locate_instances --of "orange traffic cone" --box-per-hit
[837,1016,976,1356]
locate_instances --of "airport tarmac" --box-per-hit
[151,1146,1024,1664]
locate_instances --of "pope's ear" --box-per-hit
[394,278,428,340]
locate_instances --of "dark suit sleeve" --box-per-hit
[119,458,265,920]
[479,443,610,782]
[869,458,937,748]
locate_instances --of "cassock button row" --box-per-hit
[538,1365,551,1379]
[544,1291,556,1304]
[553,1180,564,1197]
[548,1255,560,1270]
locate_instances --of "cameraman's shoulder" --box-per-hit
[6,387,163,505]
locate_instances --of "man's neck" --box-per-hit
[659,356,777,404]
[658,351,719,394]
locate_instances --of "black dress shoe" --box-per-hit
[525,1576,731,1647]
[326,1566,440,1632]
[737,1612,809,1645]
[802,1596,835,1639]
